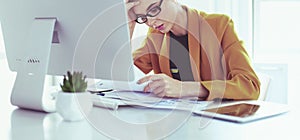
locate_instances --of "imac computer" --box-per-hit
[0,0,135,112]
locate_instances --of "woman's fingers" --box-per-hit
[137,74,181,97]
[138,74,162,84]
[152,86,165,95]
[143,79,164,92]
[126,1,139,10]
[125,0,140,21]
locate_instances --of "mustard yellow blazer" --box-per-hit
[133,6,260,100]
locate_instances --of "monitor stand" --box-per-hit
[11,18,57,112]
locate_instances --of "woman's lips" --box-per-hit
[156,24,164,30]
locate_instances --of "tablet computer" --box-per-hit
[193,101,290,123]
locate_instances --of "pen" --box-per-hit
[88,89,114,94]
[213,98,234,103]
[97,93,105,96]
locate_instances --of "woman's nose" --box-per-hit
[147,17,157,27]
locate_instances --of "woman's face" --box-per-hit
[132,0,178,33]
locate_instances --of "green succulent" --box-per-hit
[60,71,88,93]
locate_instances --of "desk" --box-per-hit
[1,99,299,140]
[1,60,299,140]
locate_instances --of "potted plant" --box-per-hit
[56,71,92,121]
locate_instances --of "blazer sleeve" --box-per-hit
[201,16,261,101]
[132,29,154,74]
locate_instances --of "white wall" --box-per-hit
[252,0,300,105]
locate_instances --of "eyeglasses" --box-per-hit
[135,0,163,24]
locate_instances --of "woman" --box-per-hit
[126,0,260,100]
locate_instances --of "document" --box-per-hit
[92,90,211,111]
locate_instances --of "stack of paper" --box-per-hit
[91,90,212,111]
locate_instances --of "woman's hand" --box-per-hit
[137,74,208,98]
[125,0,139,22]
[137,74,188,98]
[125,0,139,38]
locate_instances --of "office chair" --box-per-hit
[256,72,271,101]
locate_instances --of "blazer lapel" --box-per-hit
[186,7,201,81]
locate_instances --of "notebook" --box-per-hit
[192,100,290,123]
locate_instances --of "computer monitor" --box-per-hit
[0,0,135,112]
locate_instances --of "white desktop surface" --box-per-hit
[1,96,300,139]
[1,62,300,140]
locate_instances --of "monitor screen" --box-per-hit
[0,0,135,112]
[0,0,134,81]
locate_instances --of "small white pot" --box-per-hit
[56,91,92,122]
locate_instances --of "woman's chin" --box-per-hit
[158,30,167,33]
